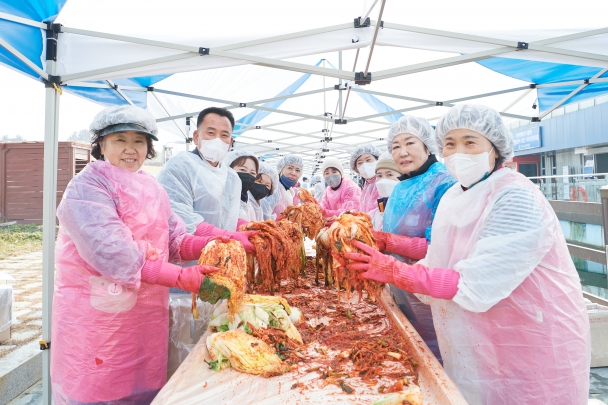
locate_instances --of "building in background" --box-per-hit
[509,94,608,180]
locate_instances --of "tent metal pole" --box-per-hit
[247,87,334,105]
[215,23,355,51]
[323,59,326,131]
[363,0,386,76]
[502,88,534,112]
[361,0,380,23]
[62,22,355,55]
[338,51,343,120]
[64,82,148,91]
[153,87,333,109]
[539,83,588,119]
[351,85,530,107]
[533,27,608,45]
[153,89,240,107]
[447,86,531,103]
[529,44,608,64]
[106,80,135,106]
[151,92,188,138]
[373,47,513,80]
[60,52,198,83]
[381,22,608,58]
[540,67,608,119]
[41,60,60,405]
[158,105,332,123]
[0,11,47,28]
[536,78,608,88]
[381,22,515,47]
[210,49,355,80]
[0,37,49,80]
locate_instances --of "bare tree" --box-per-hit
[1,134,26,142]
[67,129,91,142]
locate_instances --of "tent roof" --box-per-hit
[2,0,608,175]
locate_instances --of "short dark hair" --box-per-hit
[303,177,308,181]
[197,107,235,129]
[91,132,156,160]
[230,155,259,175]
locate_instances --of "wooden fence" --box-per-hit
[0,142,91,224]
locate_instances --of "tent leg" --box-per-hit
[338,51,343,120]
[42,60,60,405]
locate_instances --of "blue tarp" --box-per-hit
[477,57,608,112]
[0,0,166,107]
[0,0,67,80]
[233,60,322,136]
[64,76,169,108]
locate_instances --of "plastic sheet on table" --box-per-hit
[167,293,221,378]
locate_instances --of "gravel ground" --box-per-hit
[0,251,43,358]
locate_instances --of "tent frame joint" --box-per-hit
[45,25,61,62]
[44,75,61,87]
[354,72,372,85]
[517,41,529,50]
[45,23,62,34]
[334,119,347,125]
[198,47,210,55]
[354,16,371,28]
[531,117,541,122]
[529,83,537,89]
[147,86,154,91]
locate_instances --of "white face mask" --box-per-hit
[443,148,494,188]
[358,161,378,180]
[199,137,230,163]
[325,174,342,188]
[375,178,399,198]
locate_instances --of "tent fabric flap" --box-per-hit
[0,0,68,80]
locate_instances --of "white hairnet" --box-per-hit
[90,105,158,140]
[435,104,514,160]
[276,154,303,173]
[387,115,438,156]
[258,163,279,195]
[223,149,259,171]
[350,144,381,173]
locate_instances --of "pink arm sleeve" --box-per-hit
[194,221,228,238]
[179,234,208,262]
[140,259,180,288]
[393,263,460,300]
[386,234,428,261]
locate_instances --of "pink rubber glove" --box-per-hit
[195,222,258,254]
[141,260,218,293]
[344,240,460,300]
[372,230,428,260]
[236,218,248,230]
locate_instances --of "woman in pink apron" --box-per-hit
[346,104,590,405]
[51,105,227,405]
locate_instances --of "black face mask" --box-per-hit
[250,182,271,200]
[237,172,256,193]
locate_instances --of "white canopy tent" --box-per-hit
[2,0,608,403]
